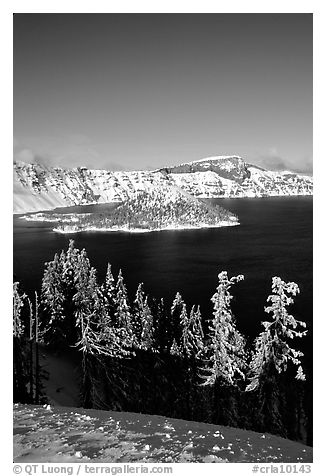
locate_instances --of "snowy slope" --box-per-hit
[13,157,313,214]
[14,404,312,463]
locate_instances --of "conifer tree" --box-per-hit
[244,277,308,438]
[185,305,204,359]
[73,264,131,407]
[152,297,169,352]
[41,253,65,341]
[132,283,146,347]
[180,303,190,356]
[176,303,205,420]
[13,282,29,402]
[140,296,155,351]
[170,292,185,344]
[41,240,92,347]
[132,283,155,351]
[27,297,34,401]
[99,263,116,324]
[74,266,100,344]
[246,277,307,392]
[114,269,134,348]
[201,271,247,386]
[74,264,127,357]
[170,338,182,356]
[29,291,43,404]
[13,282,26,338]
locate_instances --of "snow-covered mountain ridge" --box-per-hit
[158,155,250,182]
[13,156,313,214]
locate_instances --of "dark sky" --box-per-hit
[13,13,312,172]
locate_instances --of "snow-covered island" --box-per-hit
[53,188,238,233]
[21,188,239,233]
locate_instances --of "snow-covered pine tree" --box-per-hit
[200,271,247,387]
[132,283,146,347]
[73,265,104,408]
[33,291,41,404]
[140,296,155,351]
[72,261,131,408]
[131,281,155,351]
[74,266,101,352]
[184,305,204,359]
[170,292,185,346]
[244,277,308,438]
[180,303,190,357]
[99,262,116,326]
[27,297,34,402]
[177,303,205,419]
[13,282,30,403]
[170,338,182,356]
[13,282,26,338]
[41,240,94,347]
[62,239,80,278]
[41,252,64,337]
[74,262,128,357]
[246,277,307,392]
[114,269,134,348]
[152,297,170,352]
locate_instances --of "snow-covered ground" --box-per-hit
[13,404,312,463]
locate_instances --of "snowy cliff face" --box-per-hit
[159,156,250,183]
[13,156,313,214]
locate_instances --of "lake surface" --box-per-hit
[13,197,312,361]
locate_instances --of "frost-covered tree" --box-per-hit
[132,283,145,346]
[114,269,134,348]
[75,256,103,316]
[41,253,65,337]
[201,271,247,386]
[74,263,130,357]
[185,305,204,358]
[13,282,26,337]
[180,303,190,356]
[13,282,30,403]
[67,261,131,407]
[99,263,116,324]
[132,283,155,351]
[41,240,92,347]
[170,338,182,356]
[179,303,203,358]
[170,292,185,344]
[246,277,307,392]
[152,297,170,352]
[74,266,102,350]
[140,297,155,351]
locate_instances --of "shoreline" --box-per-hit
[53,221,240,234]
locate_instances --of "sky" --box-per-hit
[13,13,312,173]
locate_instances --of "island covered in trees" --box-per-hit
[19,187,239,233]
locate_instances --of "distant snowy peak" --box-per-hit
[189,155,243,163]
[158,156,250,183]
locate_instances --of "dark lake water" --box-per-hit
[13,196,312,363]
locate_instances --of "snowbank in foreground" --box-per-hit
[14,404,312,463]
